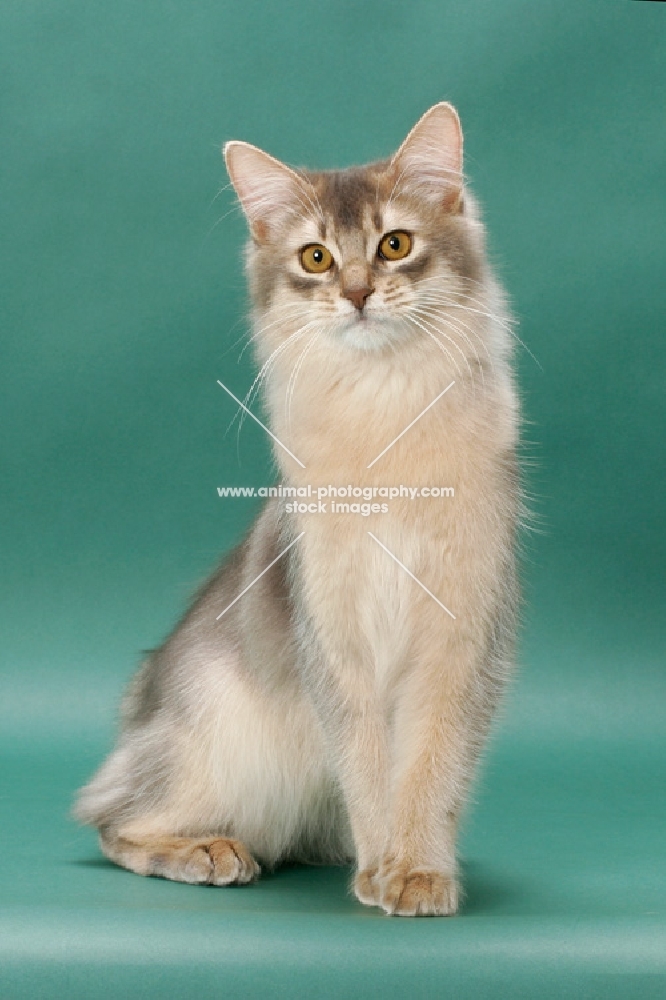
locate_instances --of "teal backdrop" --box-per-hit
[1,1,665,997]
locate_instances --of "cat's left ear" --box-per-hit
[224,141,310,242]
[389,102,464,212]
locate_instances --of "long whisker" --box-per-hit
[413,281,540,369]
[407,308,475,384]
[238,305,307,362]
[204,201,245,242]
[451,302,542,370]
[413,303,492,384]
[413,277,540,367]
[457,303,538,369]
[244,321,317,413]
[402,312,463,379]
[415,278,516,330]
[416,300,495,368]
[285,327,323,437]
[226,320,317,442]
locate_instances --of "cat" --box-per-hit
[75,102,520,917]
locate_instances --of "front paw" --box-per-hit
[377,862,459,917]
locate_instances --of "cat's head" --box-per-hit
[224,103,486,356]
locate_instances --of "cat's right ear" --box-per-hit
[223,141,307,243]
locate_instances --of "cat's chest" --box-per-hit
[296,510,451,622]
[294,513,449,691]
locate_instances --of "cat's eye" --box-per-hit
[378,231,412,262]
[300,244,333,274]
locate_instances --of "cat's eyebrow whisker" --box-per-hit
[205,201,245,241]
[294,176,326,227]
[209,177,238,210]
[385,161,414,215]
[289,190,323,225]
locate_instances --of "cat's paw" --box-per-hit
[147,837,260,886]
[376,862,459,917]
[353,866,380,906]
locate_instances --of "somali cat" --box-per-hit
[75,103,520,916]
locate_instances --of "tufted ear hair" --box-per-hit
[389,102,464,212]
[224,140,316,242]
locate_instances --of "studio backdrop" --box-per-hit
[1,2,664,998]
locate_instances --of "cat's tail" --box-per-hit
[73,740,141,829]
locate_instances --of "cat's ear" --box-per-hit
[389,102,463,212]
[224,141,310,242]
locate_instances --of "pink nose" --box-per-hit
[343,285,374,312]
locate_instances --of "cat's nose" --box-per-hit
[342,285,374,312]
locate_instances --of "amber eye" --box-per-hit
[378,230,412,261]
[300,244,333,274]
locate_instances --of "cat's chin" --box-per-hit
[336,315,409,353]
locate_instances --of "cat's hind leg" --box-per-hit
[76,644,345,881]
[100,827,260,885]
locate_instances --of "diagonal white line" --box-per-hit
[216,532,305,620]
[367,531,456,619]
[366,380,455,469]
[217,379,306,469]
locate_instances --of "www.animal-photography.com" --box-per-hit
[1,2,665,998]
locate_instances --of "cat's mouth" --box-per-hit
[352,304,386,324]
[343,307,397,331]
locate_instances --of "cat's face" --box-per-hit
[225,103,484,355]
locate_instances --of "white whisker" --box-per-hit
[406,309,474,384]
[403,313,462,379]
[285,327,323,437]
[413,303,492,384]
[227,320,317,442]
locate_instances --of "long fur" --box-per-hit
[75,103,520,916]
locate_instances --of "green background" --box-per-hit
[1,1,665,996]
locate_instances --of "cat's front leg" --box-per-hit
[301,640,391,889]
[372,617,500,916]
